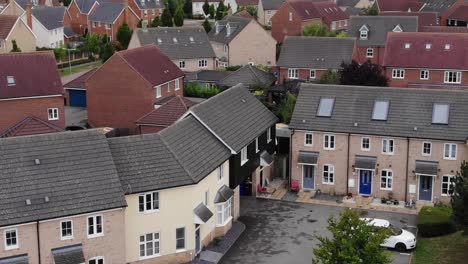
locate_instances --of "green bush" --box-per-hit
[225,65,242,71]
[185,83,221,98]
[418,206,457,237]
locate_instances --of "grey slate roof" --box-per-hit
[74,0,98,14]
[185,70,232,83]
[89,2,124,23]
[336,0,359,7]
[32,6,65,30]
[0,255,28,264]
[188,84,278,153]
[133,0,165,10]
[133,27,215,60]
[421,0,458,14]
[63,26,79,37]
[277,36,355,69]
[261,0,286,10]
[355,155,377,169]
[214,185,234,203]
[0,129,127,227]
[218,65,276,89]
[415,160,439,175]
[52,245,85,264]
[345,6,362,15]
[208,16,251,44]
[290,84,468,142]
[348,16,418,47]
[194,203,213,223]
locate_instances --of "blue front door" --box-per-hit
[359,170,373,195]
[303,165,315,189]
[69,90,87,107]
[419,176,433,201]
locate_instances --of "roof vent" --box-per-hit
[26,199,31,205]
[173,37,178,43]
[302,119,306,123]
[34,159,40,165]
[241,99,246,103]
[413,126,418,131]
[45,196,50,202]
[157,38,162,43]
[189,36,194,42]
[354,122,358,127]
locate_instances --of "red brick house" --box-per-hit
[0,52,65,134]
[127,0,164,25]
[383,32,468,88]
[271,0,349,43]
[442,1,468,27]
[64,0,99,36]
[380,11,440,28]
[86,45,184,133]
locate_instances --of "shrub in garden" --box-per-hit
[417,206,457,237]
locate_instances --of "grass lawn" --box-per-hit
[59,61,102,77]
[413,231,468,264]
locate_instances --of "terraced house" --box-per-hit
[290,84,468,205]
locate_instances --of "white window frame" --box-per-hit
[304,133,313,146]
[444,71,461,84]
[223,44,228,54]
[422,141,432,156]
[288,68,298,79]
[60,220,73,240]
[267,127,272,143]
[139,232,160,259]
[175,79,180,90]
[380,169,393,190]
[48,108,59,120]
[288,12,292,21]
[361,137,370,151]
[87,215,103,238]
[392,68,405,79]
[4,228,18,250]
[360,30,368,39]
[105,23,111,29]
[443,143,457,160]
[322,164,334,184]
[6,76,15,86]
[441,175,455,196]
[175,227,185,251]
[240,146,248,165]
[198,59,208,68]
[179,61,185,69]
[323,134,335,150]
[309,69,316,79]
[138,192,159,213]
[156,85,161,98]
[89,256,105,264]
[420,69,429,80]
[216,198,232,226]
[255,137,259,153]
[382,138,394,155]
[366,48,373,58]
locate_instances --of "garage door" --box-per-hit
[69,90,87,107]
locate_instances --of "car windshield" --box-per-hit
[388,225,403,236]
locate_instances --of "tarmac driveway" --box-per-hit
[220,197,417,264]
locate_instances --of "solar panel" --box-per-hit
[372,100,389,121]
[432,103,449,124]
[317,98,335,117]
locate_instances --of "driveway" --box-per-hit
[220,197,417,264]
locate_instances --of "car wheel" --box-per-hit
[395,243,406,252]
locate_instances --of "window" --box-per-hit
[444,44,451,50]
[366,48,373,58]
[267,127,272,143]
[309,69,316,79]
[288,12,292,21]
[420,70,429,80]
[4,229,18,250]
[223,44,228,54]
[288,68,298,79]
[198,59,208,68]
[175,79,180,90]
[89,257,104,264]
[7,76,15,86]
[152,9,155,15]
[176,228,185,250]
[323,134,335,150]
[404,43,411,49]
[241,146,248,165]
[422,142,432,156]
[372,100,389,121]
[167,83,170,92]
[179,61,185,69]
[380,170,393,190]
[87,215,103,237]
[382,138,394,154]
[48,108,59,120]
[317,98,335,117]
[255,137,259,153]
[444,143,457,160]
[93,21,97,28]
[361,137,370,151]
[444,71,461,84]
[144,10,148,16]
[392,69,405,79]
[218,166,224,181]
[441,175,455,196]
[323,165,334,184]
[139,232,160,258]
[60,220,73,239]
[304,133,313,146]
[432,103,449,124]
[156,86,161,98]
[216,198,232,226]
[105,24,111,29]
[138,192,159,212]
[360,30,368,39]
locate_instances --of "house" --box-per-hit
[185,69,232,87]
[335,0,360,11]
[0,52,65,135]
[375,0,424,12]
[63,68,98,107]
[29,6,66,48]
[225,0,258,15]
[181,84,278,196]
[64,0,99,36]
[289,83,468,204]
[271,0,349,43]
[380,11,440,28]
[233,9,254,19]
[383,32,468,88]
[208,15,276,67]
[86,45,184,133]
[0,129,128,264]
[347,16,418,65]
[192,0,220,16]
[420,0,458,16]
[257,0,285,26]
[442,1,468,27]
[0,14,36,52]
[218,64,276,89]
[136,95,196,134]
[420,25,468,32]
[276,36,355,84]
[127,0,165,25]
[0,115,63,137]
[128,27,217,71]
[0,0,8,12]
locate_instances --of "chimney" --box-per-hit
[26,0,32,29]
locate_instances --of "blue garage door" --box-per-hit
[69,90,87,107]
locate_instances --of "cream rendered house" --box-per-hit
[0,15,36,53]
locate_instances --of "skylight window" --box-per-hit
[7,76,15,86]
[425,43,432,50]
[404,43,411,49]
[444,44,451,50]
[317,98,335,117]
[372,100,389,121]
[432,103,449,124]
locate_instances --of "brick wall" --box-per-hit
[65,1,93,35]
[354,46,385,65]
[386,68,468,88]
[277,68,327,84]
[128,0,162,24]
[0,224,39,264]
[271,4,303,43]
[138,125,165,134]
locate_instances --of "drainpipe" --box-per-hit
[37,221,41,264]
[404,137,410,203]
[289,129,295,189]
[346,133,350,194]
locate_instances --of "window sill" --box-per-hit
[48,118,59,121]
[139,254,162,260]
[87,233,104,239]
[380,188,392,191]
[175,249,187,253]
[443,157,457,161]
[421,153,431,157]
[366,56,373,58]
[392,77,405,80]
[5,245,19,250]
[323,148,335,151]
[304,144,313,147]
[322,182,334,185]
[60,236,74,241]
[361,148,370,151]
[141,209,160,214]
[216,216,233,227]
[381,152,394,156]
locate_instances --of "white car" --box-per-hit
[360,218,416,251]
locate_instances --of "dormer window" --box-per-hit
[393,24,403,32]
[444,44,451,50]
[7,76,15,86]
[360,30,368,39]
[425,43,432,50]
[404,43,411,49]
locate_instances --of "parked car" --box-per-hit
[360,218,416,252]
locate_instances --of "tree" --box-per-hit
[183,0,192,17]
[313,209,392,264]
[339,60,388,86]
[100,42,115,62]
[167,0,177,16]
[174,7,185,26]
[336,31,348,38]
[209,4,215,18]
[161,8,174,27]
[202,0,210,16]
[361,5,378,16]
[452,161,468,235]
[302,23,335,37]
[83,34,100,56]
[278,92,296,124]
[216,1,225,20]
[10,40,21,52]
[202,18,212,32]
[117,23,132,49]
[151,16,161,27]
[319,70,340,84]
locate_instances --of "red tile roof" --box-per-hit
[383,32,468,69]
[0,15,18,40]
[63,68,98,89]
[136,95,196,126]
[118,45,184,87]
[447,5,468,21]
[380,11,439,28]
[314,1,349,22]
[377,0,423,12]
[289,0,348,21]
[233,10,254,19]
[420,25,468,33]
[0,52,63,99]
[236,0,259,6]
[0,116,64,138]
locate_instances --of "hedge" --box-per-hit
[417,206,457,237]
[185,83,221,98]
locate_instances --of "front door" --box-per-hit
[359,170,373,195]
[303,165,315,189]
[419,175,433,201]
[195,226,201,253]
